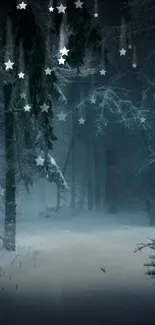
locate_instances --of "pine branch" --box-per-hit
[135,239,155,277]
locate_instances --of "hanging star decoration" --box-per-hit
[17,1,27,10]
[49,6,54,12]
[90,96,96,104]
[57,3,66,13]
[45,67,52,75]
[132,63,137,68]
[35,156,45,166]
[100,69,106,76]
[40,103,49,113]
[59,47,69,56]
[20,92,26,99]
[94,13,99,18]
[4,59,14,70]
[120,48,126,56]
[18,71,25,79]
[140,117,146,123]
[24,104,31,112]
[74,0,84,9]
[78,117,85,125]
[58,57,66,65]
[57,111,67,121]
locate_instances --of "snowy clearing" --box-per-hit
[0,212,155,324]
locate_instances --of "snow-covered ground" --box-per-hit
[0,211,155,325]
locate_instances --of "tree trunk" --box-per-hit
[93,144,102,210]
[78,173,86,209]
[55,133,77,212]
[105,149,118,213]
[71,132,76,209]
[146,198,155,226]
[84,98,93,210]
[3,84,16,251]
[56,187,61,212]
[78,145,86,209]
[86,140,93,210]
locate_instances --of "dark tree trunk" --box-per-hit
[145,197,155,226]
[71,114,76,208]
[84,99,94,210]
[56,133,76,211]
[86,140,93,210]
[93,143,102,210]
[78,172,86,209]
[71,145,76,208]
[78,145,86,209]
[105,149,118,213]
[3,84,16,251]
[56,187,61,212]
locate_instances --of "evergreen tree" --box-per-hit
[0,0,102,249]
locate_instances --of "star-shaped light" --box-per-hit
[49,6,54,12]
[57,111,67,121]
[4,59,14,70]
[35,156,45,166]
[100,69,106,76]
[120,48,126,56]
[40,103,49,113]
[140,117,146,123]
[132,63,137,68]
[128,44,132,49]
[20,92,26,99]
[24,104,31,112]
[45,67,52,75]
[18,1,27,9]
[59,47,69,56]
[57,3,66,13]
[78,117,85,125]
[94,13,99,17]
[90,96,96,104]
[58,57,66,65]
[18,71,25,79]
[74,0,84,8]
[0,186,4,196]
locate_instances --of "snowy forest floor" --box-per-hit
[0,210,155,325]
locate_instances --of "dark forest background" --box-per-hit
[0,0,155,250]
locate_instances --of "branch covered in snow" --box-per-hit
[134,239,155,278]
[44,154,68,190]
[16,148,68,191]
[75,84,143,137]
